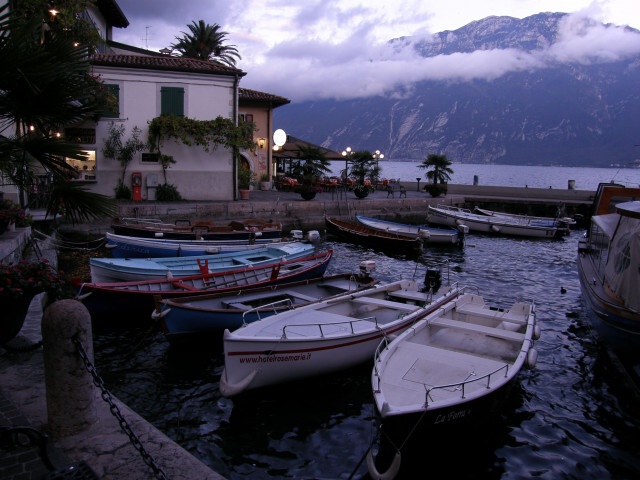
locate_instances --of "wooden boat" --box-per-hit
[473,206,576,228]
[77,249,333,319]
[368,292,538,478]
[324,216,423,253]
[427,205,570,238]
[153,264,378,344]
[104,231,320,258]
[111,217,283,241]
[219,269,463,397]
[577,182,640,361]
[355,214,466,247]
[89,242,317,282]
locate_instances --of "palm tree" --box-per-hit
[347,150,381,198]
[419,154,453,185]
[0,5,116,223]
[170,20,241,67]
[292,145,331,200]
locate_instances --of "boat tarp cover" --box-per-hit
[604,215,640,312]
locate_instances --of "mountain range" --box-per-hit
[273,13,640,167]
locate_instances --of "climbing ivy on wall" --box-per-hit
[148,116,255,152]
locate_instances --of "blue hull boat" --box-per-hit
[105,232,303,258]
[89,242,317,282]
[154,268,378,344]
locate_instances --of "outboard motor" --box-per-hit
[423,267,442,294]
[358,260,376,282]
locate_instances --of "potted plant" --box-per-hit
[259,173,272,191]
[0,199,31,234]
[238,163,255,200]
[0,260,71,343]
[292,145,331,201]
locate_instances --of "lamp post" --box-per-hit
[416,177,421,191]
[341,146,352,182]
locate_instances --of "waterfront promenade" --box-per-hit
[0,183,595,479]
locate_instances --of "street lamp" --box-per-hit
[341,146,352,181]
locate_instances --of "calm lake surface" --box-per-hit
[92,164,640,479]
[328,161,640,191]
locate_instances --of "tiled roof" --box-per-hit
[90,53,246,77]
[239,88,290,107]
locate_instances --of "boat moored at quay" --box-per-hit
[577,183,640,362]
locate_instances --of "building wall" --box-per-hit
[80,66,239,201]
[239,105,273,182]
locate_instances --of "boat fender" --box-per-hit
[154,232,164,238]
[291,229,303,239]
[533,325,541,340]
[418,229,431,239]
[491,224,500,233]
[105,243,116,249]
[306,230,321,244]
[457,224,470,235]
[526,348,538,369]
[366,450,401,480]
[219,369,258,398]
[204,247,221,254]
[151,308,170,321]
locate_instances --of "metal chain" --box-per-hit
[72,335,169,480]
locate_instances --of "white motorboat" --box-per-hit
[219,269,462,397]
[368,291,539,479]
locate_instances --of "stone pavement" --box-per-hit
[0,235,226,480]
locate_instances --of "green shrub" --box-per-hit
[156,183,183,201]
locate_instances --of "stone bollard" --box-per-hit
[42,299,98,437]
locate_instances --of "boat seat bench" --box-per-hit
[351,296,418,311]
[428,317,525,342]
[388,290,434,302]
[454,302,529,325]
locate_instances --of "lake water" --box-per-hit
[93,231,640,479]
[328,161,640,191]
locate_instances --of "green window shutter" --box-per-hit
[102,84,120,118]
[161,87,184,116]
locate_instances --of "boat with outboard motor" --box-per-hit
[153,262,378,344]
[219,267,461,397]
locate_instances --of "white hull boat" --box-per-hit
[577,183,640,361]
[355,214,466,247]
[368,292,538,479]
[220,272,462,397]
[428,205,570,238]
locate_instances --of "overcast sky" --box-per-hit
[112,0,640,102]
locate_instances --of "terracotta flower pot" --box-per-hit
[0,294,33,344]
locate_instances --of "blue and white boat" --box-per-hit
[153,265,378,344]
[577,183,640,361]
[104,231,319,258]
[89,242,318,283]
[355,214,465,247]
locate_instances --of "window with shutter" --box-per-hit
[102,84,120,118]
[161,87,185,116]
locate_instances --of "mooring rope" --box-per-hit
[32,228,106,251]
